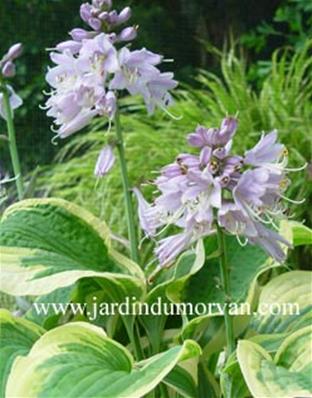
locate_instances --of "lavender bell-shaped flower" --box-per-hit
[244,130,285,168]
[94,145,115,177]
[45,0,178,140]
[155,232,193,268]
[249,222,291,262]
[133,188,163,237]
[136,117,298,268]
[0,86,23,121]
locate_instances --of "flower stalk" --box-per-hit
[114,106,139,263]
[216,223,235,357]
[1,84,24,200]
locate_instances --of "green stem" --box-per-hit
[216,223,235,357]
[114,107,139,263]
[124,320,144,361]
[1,85,24,200]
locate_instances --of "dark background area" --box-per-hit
[0,0,311,172]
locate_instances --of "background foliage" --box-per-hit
[1,0,308,170]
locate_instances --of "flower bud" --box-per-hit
[94,145,115,177]
[218,117,237,145]
[80,3,92,22]
[99,11,109,21]
[107,10,118,25]
[92,0,112,10]
[118,26,137,42]
[88,17,102,31]
[6,43,23,61]
[1,61,16,78]
[70,28,92,41]
[116,7,132,25]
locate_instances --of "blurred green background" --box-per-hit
[1,0,311,170]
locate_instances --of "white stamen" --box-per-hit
[279,194,306,205]
[284,163,308,172]
[236,235,248,247]
[51,135,59,146]
[160,105,183,120]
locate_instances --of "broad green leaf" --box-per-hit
[288,221,312,246]
[275,325,312,372]
[0,198,145,297]
[249,333,288,353]
[221,325,310,398]
[220,333,288,398]
[0,309,44,397]
[180,236,269,311]
[140,240,205,353]
[251,270,312,334]
[166,239,207,302]
[6,322,201,398]
[25,286,74,328]
[237,335,312,398]
[164,365,198,398]
[178,236,271,355]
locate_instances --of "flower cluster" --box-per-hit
[0,43,23,120]
[44,0,177,140]
[135,118,299,268]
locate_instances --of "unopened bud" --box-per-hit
[88,17,102,31]
[80,3,92,22]
[70,28,92,41]
[1,61,16,78]
[99,11,109,21]
[107,10,118,25]
[6,43,23,61]
[118,26,137,42]
[116,7,132,25]
[92,0,112,10]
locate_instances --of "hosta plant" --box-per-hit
[0,1,311,398]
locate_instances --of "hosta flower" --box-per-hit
[0,43,23,79]
[136,117,298,267]
[94,145,115,177]
[244,130,285,167]
[0,44,23,120]
[110,47,177,113]
[45,0,177,160]
[0,86,23,121]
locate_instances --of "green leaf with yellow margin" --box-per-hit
[237,325,312,398]
[0,309,44,397]
[6,322,201,398]
[251,270,312,334]
[0,199,145,300]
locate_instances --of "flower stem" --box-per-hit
[1,86,24,200]
[114,107,139,263]
[216,223,235,357]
